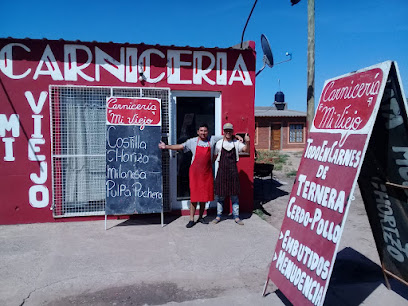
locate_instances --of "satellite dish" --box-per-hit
[261,34,274,68]
[256,34,274,76]
[256,34,293,77]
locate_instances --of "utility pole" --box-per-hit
[307,0,315,131]
[291,0,315,130]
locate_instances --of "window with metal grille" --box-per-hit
[289,124,304,143]
[50,86,170,217]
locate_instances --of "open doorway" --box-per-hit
[176,97,215,199]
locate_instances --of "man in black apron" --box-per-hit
[213,123,250,225]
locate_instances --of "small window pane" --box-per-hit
[289,124,303,143]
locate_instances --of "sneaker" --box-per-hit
[235,219,244,225]
[186,220,195,228]
[197,217,208,224]
[212,217,221,224]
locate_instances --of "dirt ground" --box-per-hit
[253,151,408,304]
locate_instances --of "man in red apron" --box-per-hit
[213,123,250,225]
[159,124,221,228]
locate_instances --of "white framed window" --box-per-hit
[289,124,304,143]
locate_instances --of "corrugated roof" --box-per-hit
[255,106,306,117]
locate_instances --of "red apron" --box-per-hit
[189,138,214,202]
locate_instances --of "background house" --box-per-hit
[255,91,306,151]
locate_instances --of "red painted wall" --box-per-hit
[0,38,256,224]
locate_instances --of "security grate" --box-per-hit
[50,86,171,217]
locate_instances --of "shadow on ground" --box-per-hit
[114,214,181,227]
[47,281,224,306]
[324,247,408,305]
[271,247,408,306]
[254,177,289,209]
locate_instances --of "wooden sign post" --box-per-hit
[264,61,408,305]
[105,97,163,228]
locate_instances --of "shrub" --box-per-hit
[255,150,290,171]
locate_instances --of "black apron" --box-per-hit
[215,140,240,196]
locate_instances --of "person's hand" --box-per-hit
[235,134,244,142]
[158,141,166,149]
[244,133,250,143]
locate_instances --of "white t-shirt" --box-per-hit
[182,136,222,164]
[214,139,245,162]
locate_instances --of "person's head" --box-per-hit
[223,123,234,140]
[197,123,209,140]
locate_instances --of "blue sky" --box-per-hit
[1,0,407,112]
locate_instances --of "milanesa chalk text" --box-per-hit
[105,126,162,199]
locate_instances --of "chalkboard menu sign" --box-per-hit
[105,97,163,215]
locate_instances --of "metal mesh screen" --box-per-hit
[50,86,171,217]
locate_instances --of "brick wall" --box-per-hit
[255,116,306,151]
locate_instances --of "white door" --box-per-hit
[169,91,221,210]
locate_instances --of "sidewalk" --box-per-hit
[1,213,407,305]
[0,214,284,306]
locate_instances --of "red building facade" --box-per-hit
[0,38,256,224]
